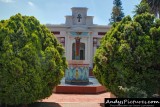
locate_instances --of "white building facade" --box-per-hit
[47,7,110,70]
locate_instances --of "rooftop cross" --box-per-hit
[77,14,82,22]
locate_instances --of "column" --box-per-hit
[90,32,93,68]
[88,32,93,68]
[93,37,97,55]
[66,32,70,60]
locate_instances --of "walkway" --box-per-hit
[40,92,116,107]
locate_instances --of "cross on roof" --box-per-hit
[77,14,82,22]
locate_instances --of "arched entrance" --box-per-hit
[72,43,85,60]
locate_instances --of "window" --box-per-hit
[98,32,106,35]
[52,31,60,35]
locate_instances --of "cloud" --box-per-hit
[0,0,15,3]
[28,1,34,7]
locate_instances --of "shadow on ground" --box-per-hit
[0,102,61,107]
[29,102,61,107]
[1,102,105,107]
[100,103,105,107]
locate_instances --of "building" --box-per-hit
[47,7,110,72]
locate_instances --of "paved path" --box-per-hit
[41,92,116,107]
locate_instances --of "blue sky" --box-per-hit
[0,0,140,25]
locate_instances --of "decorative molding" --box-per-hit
[70,32,90,36]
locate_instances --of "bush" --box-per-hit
[0,14,67,105]
[93,2,160,97]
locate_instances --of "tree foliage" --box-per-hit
[141,0,160,18]
[0,14,67,105]
[109,0,125,24]
[94,2,160,98]
[133,1,150,15]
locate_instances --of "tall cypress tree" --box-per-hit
[109,0,125,24]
